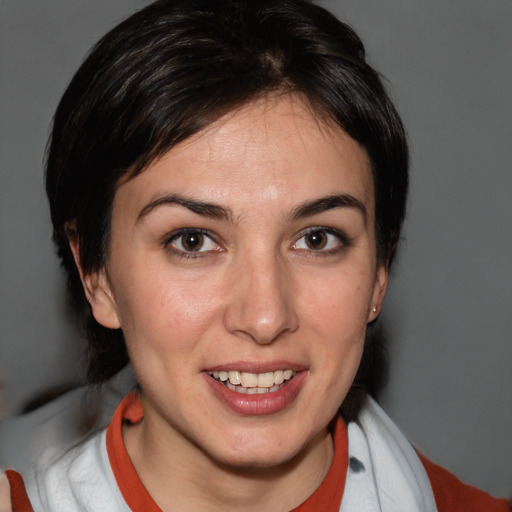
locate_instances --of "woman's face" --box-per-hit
[86,95,387,469]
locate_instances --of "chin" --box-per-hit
[203,425,323,473]
[211,446,303,474]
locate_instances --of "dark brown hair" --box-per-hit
[45,0,408,414]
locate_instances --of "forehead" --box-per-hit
[115,95,374,218]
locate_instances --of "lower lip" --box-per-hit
[204,371,307,416]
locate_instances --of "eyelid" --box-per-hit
[165,228,223,256]
[291,226,351,252]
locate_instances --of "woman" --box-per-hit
[3,0,510,510]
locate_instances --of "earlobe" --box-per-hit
[82,270,121,330]
[68,233,121,330]
[368,264,389,323]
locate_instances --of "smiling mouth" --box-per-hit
[207,369,297,395]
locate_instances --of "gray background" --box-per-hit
[1,0,511,497]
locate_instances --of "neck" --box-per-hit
[124,413,334,512]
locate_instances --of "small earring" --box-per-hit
[372,307,377,313]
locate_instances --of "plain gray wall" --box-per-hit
[1,0,511,497]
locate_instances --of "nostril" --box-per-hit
[223,259,299,344]
[224,305,299,345]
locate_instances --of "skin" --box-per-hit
[0,472,11,512]
[73,95,388,511]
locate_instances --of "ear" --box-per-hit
[367,263,389,323]
[68,230,121,330]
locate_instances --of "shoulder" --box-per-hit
[356,398,510,512]
[418,452,511,512]
[0,367,136,476]
[25,429,130,512]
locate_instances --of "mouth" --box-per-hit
[207,369,297,395]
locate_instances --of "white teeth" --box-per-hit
[225,381,237,392]
[240,372,258,388]
[228,371,241,385]
[257,372,275,388]
[208,369,297,393]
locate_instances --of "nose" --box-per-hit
[223,253,299,345]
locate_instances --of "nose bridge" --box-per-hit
[224,247,298,344]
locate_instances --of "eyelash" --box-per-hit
[164,226,351,260]
[165,228,222,259]
[292,227,351,255]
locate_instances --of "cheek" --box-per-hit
[300,272,374,337]
[113,268,223,352]
[298,271,372,393]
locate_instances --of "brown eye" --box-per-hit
[304,231,327,250]
[169,230,219,254]
[181,231,204,251]
[292,228,348,253]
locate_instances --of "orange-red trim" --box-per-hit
[106,391,347,511]
[5,470,33,512]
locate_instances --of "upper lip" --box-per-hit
[204,361,307,373]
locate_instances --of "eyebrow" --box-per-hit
[137,194,233,222]
[137,192,366,224]
[288,194,367,223]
